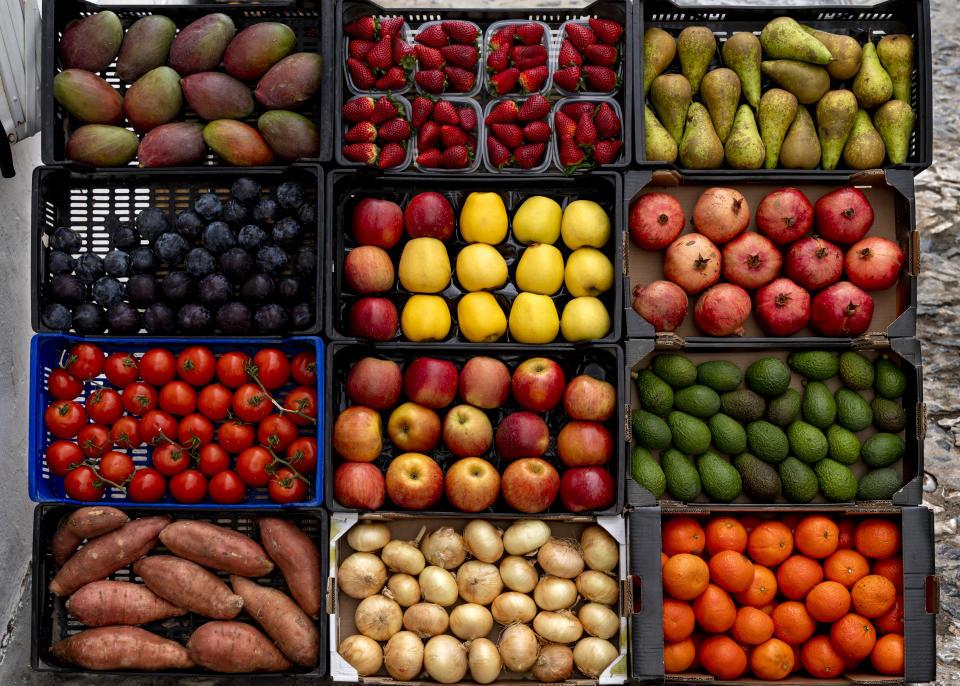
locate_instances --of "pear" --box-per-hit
[760,17,832,65]
[761,60,830,105]
[800,26,862,80]
[644,28,677,95]
[651,73,692,144]
[758,88,798,169]
[852,41,893,109]
[725,104,765,169]
[816,89,858,170]
[780,105,821,169]
[700,68,740,143]
[874,99,916,164]
[842,109,886,169]
[877,34,914,102]
[644,105,679,163]
[677,26,716,95]
[722,32,762,108]
[679,103,724,169]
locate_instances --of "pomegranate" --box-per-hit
[664,233,722,295]
[632,280,689,332]
[629,193,685,250]
[694,283,752,336]
[692,187,750,244]
[784,236,844,291]
[844,236,904,291]
[755,187,814,245]
[810,281,875,336]
[754,278,811,336]
[721,232,782,290]
[814,187,874,244]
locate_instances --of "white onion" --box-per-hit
[347,522,391,552]
[532,644,574,682]
[468,637,502,684]
[576,570,619,605]
[579,603,619,640]
[339,552,387,599]
[339,635,383,676]
[423,634,468,684]
[457,561,503,605]
[573,637,618,677]
[499,555,538,593]
[449,603,494,640]
[534,610,584,644]
[503,520,551,556]
[355,594,403,641]
[491,592,537,625]
[385,573,421,607]
[403,602,449,637]
[534,575,578,611]
[580,525,618,572]
[498,623,539,672]
[463,520,504,563]
[421,527,466,569]
[538,538,584,579]
[383,631,423,680]
[419,565,459,607]
[382,540,426,575]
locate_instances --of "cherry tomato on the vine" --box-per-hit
[110,416,142,450]
[99,451,135,484]
[236,446,274,487]
[216,351,250,388]
[177,414,214,448]
[45,400,88,438]
[128,468,166,502]
[139,410,178,446]
[140,349,177,386]
[233,383,274,424]
[86,387,123,425]
[46,440,84,477]
[64,466,104,501]
[77,424,113,459]
[48,368,82,400]
[177,346,216,386]
[290,351,317,387]
[252,349,290,390]
[159,380,197,416]
[122,382,158,416]
[284,386,318,426]
[198,384,233,422]
[268,468,308,504]
[64,343,104,381]
[104,352,139,388]
[218,421,255,454]
[257,414,299,452]
[152,443,191,477]
[209,470,246,504]
[198,443,230,476]
[286,437,318,473]
[170,469,208,504]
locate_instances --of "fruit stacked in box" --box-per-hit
[32,337,320,506]
[661,513,905,679]
[53,9,322,166]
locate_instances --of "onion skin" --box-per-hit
[419,565,458,607]
[537,538,585,579]
[576,570,619,605]
[503,520,551,555]
[534,575,578,611]
[533,644,574,682]
[424,634,468,684]
[421,527,466,570]
[383,631,423,681]
[339,635,383,676]
[534,610,584,644]
[573,637,618,677]
[498,623,539,672]
[463,520,504,563]
[468,637,502,684]
[355,594,403,641]
[449,603,493,640]
[580,525,619,572]
[386,573,421,607]
[491,591,537,625]
[347,523,391,552]
[339,552,387,599]
[457,561,503,605]
[381,540,426,575]
[499,555,538,593]
[579,603,619,639]
[403,602,449,638]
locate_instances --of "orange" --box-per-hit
[844,655,862,671]
[688,633,705,670]
[661,552,669,568]
[734,564,778,608]
[805,581,852,623]
[663,638,696,673]
[851,574,896,618]
[699,635,747,680]
[759,601,777,616]
[663,516,706,556]
[771,600,816,645]
[830,613,877,660]
[824,549,870,589]
[747,521,794,566]
[870,633,904,675]
[836,518,856,549]
[780,512,805,532]
[663,553,710,601]
[875,594,904,634]
[791,644,803,673]
[663,598,696,642]
[776,555,824,600]
[740,514,764,534]
[749,638,794,680]
[794,515,840,559]
[708,550,755,593]
[692,583,736,633]
[873,556,904,592]
[854,518,901,559]
[732,606,775,645]
[800,635,846,678]
[705,516,747,555]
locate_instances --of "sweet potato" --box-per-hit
[231,575,319,667]
[51,626,195,670]
[51,527,83,567]
[50,515,172,596]
[134,555,244,619]
[187,621,294,673]
[159,521,273,577]
[258,517,321,618]
[66,580,186,626]
[52,507,131,566]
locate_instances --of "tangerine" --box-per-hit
[875,594,904,635]
[663,516,706,556]
[664,638,696,673]
[873,556,904,593]
[776,555,824,600]
[870,633,904,675]
[854,519,900,560]
[824,549,870,589]
[692,583,737,633]
[800,635,846,678]
[830,613,877,660]
[851,574,897,618]
[771,600,816,645]
[732,606,775,645]
[836,518,856,549]
[663,598,696,642]
[663,553,710,601]
[734,564,778,608]
[705,516,748,555]
[708,550,755,593]
[794,515,840,559]
[747,521,794,566]
[805,580,852,623]
[699,635,748,679]
[749,637,795,680]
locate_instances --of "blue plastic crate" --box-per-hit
[29,334,323,508]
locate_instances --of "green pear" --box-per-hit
[816,89,858,170]
[761,60,830,105]
[722,32,762,108]
[874,99,916,164]
[677,26,716,95]
[800,25,862,80]
[780,105,821,169]
[644,28,677,95]
[651,73,693,145]
[725,104,765,169]
[877,34,914,102]
[679,103,724,169]
[701,68,740,143]
[853,41,893,109]
[760,17,832,65]
[645,105,679,163]
[842,108,886,169]
[758,88,798,169]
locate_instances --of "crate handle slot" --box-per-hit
[926,575,940,614]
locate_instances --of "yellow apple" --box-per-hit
[560,296,610,342]
[508,292,559,344]
[512,196,562,245]
[560,199,611,249]
[401,295,451,341]
[564,247,614,297]
[460,192,508,244]
[456,243,508,291]
[398,237,451,293]
[457,292,507,342]
[515,244,564,295]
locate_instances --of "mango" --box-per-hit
[53,69,123,123]
[181,72,254,120]
[65,125,139,167]
[203,119,275,166]
[123,66,183,132]
[168,13,236,75]
[138,122,206,167]
[257,110,320,161]
[59,11,122,72]
[224,22,296,81]
[254,52,321,109]
[116,15,177,82]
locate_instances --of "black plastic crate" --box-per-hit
[325,169,623,346]
[42,0,334,166]
[634,0,932,175]
[31,504,328,678]
[31,164,323,337]
[325,341,626,516]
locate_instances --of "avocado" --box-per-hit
[734,453,782,501]
[709,413,748,456]
[667,411,712,455]
[766,388,801,426]
[778,457,819,503]
[697,360,743,392]
[871,397,906,433]
[814,458,859,502]
[675,385,722,418]
[697,451,743,502]
[874,358,907,400]
[720,389,767,422]
[826,425,861,465]
[802,381,837,430]
[746,420,790,464]
[635,369,674,415]
[631,446,666,498]
[631,409,672,451]
[652,354,698,389]
[861,432,906,468]
[661,448,701,502]
[836,389,873,432]
[745,357,792,398]
[788,350,839,380]
[839,351,874,390]
[857,467,904,500]
[787,420,829,464]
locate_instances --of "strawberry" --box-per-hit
[442,20,477,45]
[349,39,376,60]
[344,142,379,164]
[418,120,440,149]
[514,143,546,169]
[486,44,510,72]
[370,96,399,125]
[417,148,441,167]
[414,69,446,93]
[575,112,598,147]
[441,45,478,69]
[589,18,623,45]
[486,136,512,169]
[517,93,550,122]
[565,23,596,52]
[584,43,618,66]
[416,24,449,48]
[378,141,406,168]
[465,134,476,157]
[491,123,524,149]
[488,67,520,95]
[376,66,407,90]
[457,107,477,131]
[521,120,551,143]
[593,139,623,165]
[444,66,475,92]
[558,39,583,68]
[510,45,548,71]
[439,145,469,168]
[347,58,376,89]
[379,118,411,142]
[485,100,518,124]
[393,36,415,68]
[489,24,517,51]
[379,17,405,39]
[344,16,376,40]
[594,102,621,138]
[554,110,577,138]
[558,135,588,171]
[344,121,377,143]
[342,96,375,122]
[518,66,548,93]
[432,100,459,125]
[553,65,582,91]
[517,23,544,46]
[366,36,394,70]
[440,124,468,147]
[415,44,445,69]
[411,97,434,128]
[563,101,595,120]
[583,65,617,92]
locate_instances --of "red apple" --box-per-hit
[352,197,404,248]
[445,456,500,512]
[556,421,613,466]
[347,357,402,410]
[344,245,396,294]
[333,406,382,462]
[501,457,560,513]
[459,356,511,408]
[404,357,458,409]
[387,402,441,452]
[563,375,615,422]
[334,462,385,509]
[405,191,455,240]
[559,467,615,512]
[386,452,444,510]
[512,357,566,412]
[348,297,398,341]
[442,404,493,458]
[495,411,549,461]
